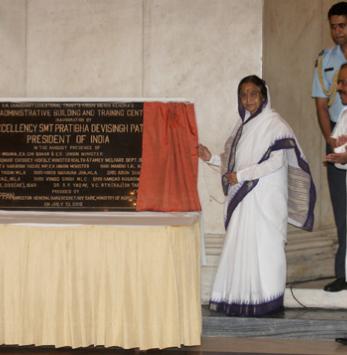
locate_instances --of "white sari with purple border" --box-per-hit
[209,100,315,317]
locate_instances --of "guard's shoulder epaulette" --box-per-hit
[319,46,337,57]
[316,47,339,106]
[315,48,328,67]
[318,49,325,56]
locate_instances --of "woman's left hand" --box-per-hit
[226,172,238,185]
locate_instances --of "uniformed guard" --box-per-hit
[312,1,347,294]
[313,47,345,121]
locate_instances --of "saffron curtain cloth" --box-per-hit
[136,102,201,211]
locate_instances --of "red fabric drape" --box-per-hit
[136,102,201,211]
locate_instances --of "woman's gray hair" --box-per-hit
[237,75,268,102]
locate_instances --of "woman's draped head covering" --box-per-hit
[237,75,268,121]
[221,75,269,188]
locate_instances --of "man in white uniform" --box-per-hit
[312,2,347,292]
[326,63,347,345]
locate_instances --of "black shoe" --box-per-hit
[323,278,347,292]
[336,338,347,345]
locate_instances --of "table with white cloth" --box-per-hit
[0,211,201,350]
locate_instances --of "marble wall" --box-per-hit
[0,0,26,96]
[0,0,263,235]
[26,0,143,97]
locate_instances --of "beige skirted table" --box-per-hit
[0,211,201,350]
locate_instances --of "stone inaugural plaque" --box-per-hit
[0,101,143,210]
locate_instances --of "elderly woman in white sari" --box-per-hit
[199,75,316,317]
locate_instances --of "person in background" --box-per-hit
[325,63,347,345]
[199,75,315,317]
[312,1,347,292]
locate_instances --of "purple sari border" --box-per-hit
[261,138,316,231]
[224,179,258,229]
[224,137,316,231]
[209,294,284,317]
[223,100,269,196]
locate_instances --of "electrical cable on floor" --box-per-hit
[287,276,335,309]
[289,285,308,309]
[287,276,333,285]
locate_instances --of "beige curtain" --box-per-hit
[0,222,201,350]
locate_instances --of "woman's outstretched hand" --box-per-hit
[198,144,212,161]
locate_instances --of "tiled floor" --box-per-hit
[186,337,347,354]
[203,305,347,321]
